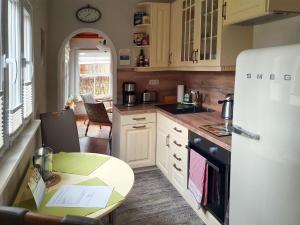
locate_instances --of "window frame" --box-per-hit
[77,49,112,99]
[0,0,34,156]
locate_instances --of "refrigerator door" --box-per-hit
[230,44,300,225]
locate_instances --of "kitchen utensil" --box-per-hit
[218,93,234,119]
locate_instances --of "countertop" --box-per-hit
[114,104,231,151]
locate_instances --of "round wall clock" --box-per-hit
[76,5,101,23]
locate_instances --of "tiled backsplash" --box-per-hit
[117,69,235,112]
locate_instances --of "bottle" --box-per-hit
[139,49,145,67]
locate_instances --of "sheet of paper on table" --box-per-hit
[46,185,114,208]
[28,168,47,208]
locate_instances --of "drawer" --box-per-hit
[121,113,156,125]
[157,113,188,140]
[170,137,188,168]
[170,158,188,193]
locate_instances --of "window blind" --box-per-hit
[0,0,4,150]
[22,7,33,118]
[8,0,22,134]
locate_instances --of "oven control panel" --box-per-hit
[189,131,231,165]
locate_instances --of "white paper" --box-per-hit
[28,168,46,208]
[46,185,114,208]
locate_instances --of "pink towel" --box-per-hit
[188,149,208,208]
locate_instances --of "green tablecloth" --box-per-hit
[52,152,110,176]
[16,178,124,217]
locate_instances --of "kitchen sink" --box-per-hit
[156,104,214,115]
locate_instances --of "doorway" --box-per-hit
[58,29,116,154]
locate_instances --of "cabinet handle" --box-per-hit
[222,2,227,20]
[169,52,173,65]
[133,117,146,121]
[166,134,170,147]
[173,164,182,172]
[194,49,199,63]
[133,125,146,129]
[192,50,195,64]
[173,154,182,161]
[173,127,182,133]
[173,140,182,147]
[185,145,191,150]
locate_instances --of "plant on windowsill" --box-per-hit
[65,97,78,110]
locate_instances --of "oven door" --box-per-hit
[206,159,230,224]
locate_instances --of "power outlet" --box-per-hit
[149,80,159,85]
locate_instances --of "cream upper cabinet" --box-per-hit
[170,0,253,71]
[224,0,300,25]
[133,3,170,71]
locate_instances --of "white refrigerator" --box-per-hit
[230,44,300,225]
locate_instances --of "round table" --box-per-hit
[14,153,135,220]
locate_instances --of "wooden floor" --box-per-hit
[77,119,111,155]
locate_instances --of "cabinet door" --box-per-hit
[224,0,267,25]
[122,123,156,168]
[197,0,221,65]
[150,3,170,68]
[156,128,170,176]
[169,0,182,67]
[179,0,198,66]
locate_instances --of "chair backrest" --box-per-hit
[81,93,96,104]
[40,110,80,153]
[0,206,101,225]
[84,103,111,125]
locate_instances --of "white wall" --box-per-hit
[253,15,300,48]
[30,0,48,115]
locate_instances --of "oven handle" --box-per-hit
[186,145,220,172]
[207,161,220,173]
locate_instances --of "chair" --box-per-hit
[40,110,80,153]
[81,93,96,104]
[84,103,112,138]
[0,206,101,225]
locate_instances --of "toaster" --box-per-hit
[142,90,157,103]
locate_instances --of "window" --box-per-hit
[0,0,33,155]
[78,51,112,98]
[22,6,33,118]
[7,0,22,134]
[0,0,4,150]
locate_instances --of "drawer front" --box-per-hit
[157,113,188,139]
[121,113,156,125]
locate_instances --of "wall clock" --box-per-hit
[76,5,101,23]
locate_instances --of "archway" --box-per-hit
[57,28,117,109]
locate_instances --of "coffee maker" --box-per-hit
[123,82,137,106]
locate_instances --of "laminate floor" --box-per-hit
[106,168,205,225]
[76,119,111,154]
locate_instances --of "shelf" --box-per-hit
[134,23,151,28]
[133,67,170,72]
[133,45,150,48]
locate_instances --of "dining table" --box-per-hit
[13,152,135,224]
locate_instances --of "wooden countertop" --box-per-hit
[114,104,231,151]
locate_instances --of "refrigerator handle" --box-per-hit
[232,125,260,141]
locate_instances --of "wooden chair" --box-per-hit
[40,110,80,153]
[0,206,102,225]
[84,103,112,139]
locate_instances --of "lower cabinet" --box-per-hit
[156,112,188,195]
[156,127,170,176]
[112,110,156,168]
[122,123,156,168]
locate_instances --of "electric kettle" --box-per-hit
[218,93,234,119]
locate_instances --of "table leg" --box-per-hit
[108,210,117,225]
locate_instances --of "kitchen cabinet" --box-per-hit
[112,111,156,168]
[156,113,189,195]
[224,0,300,25]
[169,0,253,71]
[132,2,170,72]
[156,127,170,176]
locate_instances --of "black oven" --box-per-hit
[188,131,231,224]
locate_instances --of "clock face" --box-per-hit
[76,5,101,23]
